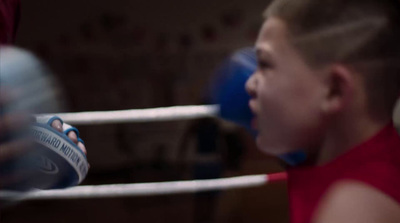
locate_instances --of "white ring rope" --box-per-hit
[0,173,286,201]
[37,105,220,125]
[0,105,285,201]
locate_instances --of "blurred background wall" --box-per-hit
[1,0,289,222]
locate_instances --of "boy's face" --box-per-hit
[246,17,327,155]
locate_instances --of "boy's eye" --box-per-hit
[258,60,271,69]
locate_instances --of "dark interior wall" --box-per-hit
[15,0,268,110]
[16,0,267,47]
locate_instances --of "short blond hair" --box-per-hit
[265,0,400,119]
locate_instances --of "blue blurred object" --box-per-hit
[208,47,307,166]
[209,47,256,131]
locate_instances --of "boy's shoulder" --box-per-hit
[314,179,400,223]
[341,158,400,203]
[314,152,400,223]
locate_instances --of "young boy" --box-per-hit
[245,0,400,222]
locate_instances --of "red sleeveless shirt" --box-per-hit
[287,123,400,223]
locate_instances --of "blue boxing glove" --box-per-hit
[208,47,307,166]
[208,47,255,132]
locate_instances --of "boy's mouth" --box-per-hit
[248,100,259,130]
[248,100,258,114]
[251,117,258,130]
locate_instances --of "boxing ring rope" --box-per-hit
[0,173,287,201]
[1,104,287,201]
[37,105,220,125]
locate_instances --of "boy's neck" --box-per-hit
[316,114,391,166]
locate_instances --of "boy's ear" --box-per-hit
[321,65,355,114]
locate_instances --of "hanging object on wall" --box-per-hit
[155,33,169,51]
[201,25,217,43]
[79,22,95,42]
[220,9,243,28]
[179,33,194,49]
[131,25,147,45]
[99,13,126,33]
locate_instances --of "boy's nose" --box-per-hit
[245,73,257,98]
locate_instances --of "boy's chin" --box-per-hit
[256,138,295,156]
